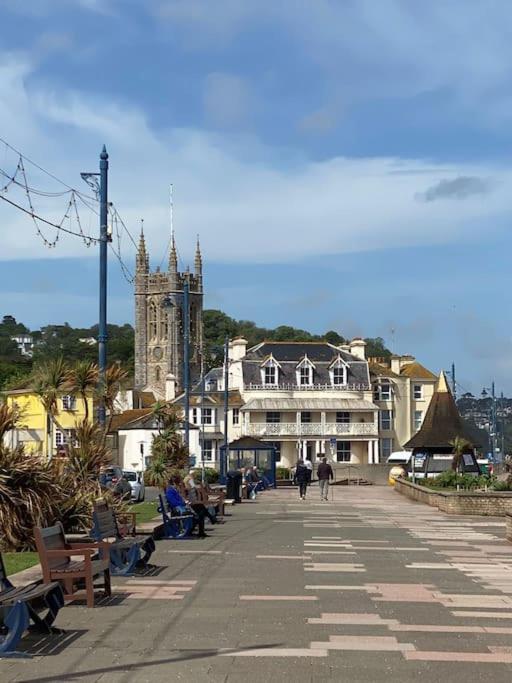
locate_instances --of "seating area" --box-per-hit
[0,479,264,657]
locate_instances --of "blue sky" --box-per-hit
[1,0,512,394]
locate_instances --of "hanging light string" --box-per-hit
[0,136,137,279]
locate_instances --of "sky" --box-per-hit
[1,0,512,395]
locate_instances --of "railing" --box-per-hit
[247,383,371,392]
[247,422,378,437]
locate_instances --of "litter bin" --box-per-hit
[226,470,242,503]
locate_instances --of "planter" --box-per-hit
[395,478,512,516]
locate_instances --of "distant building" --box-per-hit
[11,334,34,357]
[134,231,203,400]
[78,337,97,346]
[173,339,438,469]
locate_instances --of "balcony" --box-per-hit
[247,422,378,438]
[247,382,370,392]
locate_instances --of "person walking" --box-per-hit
[317,455,334,501]
[293,458,309,500]
[304,455,313,484]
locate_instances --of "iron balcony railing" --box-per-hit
[247,382,371,391]
[247,422,378,437]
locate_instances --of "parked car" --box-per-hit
[99,465,123,489]
[123,469,145,502]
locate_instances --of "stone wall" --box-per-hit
[395,477,512,516]
[506,514,512,542]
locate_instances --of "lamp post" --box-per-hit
[482,382,497,460]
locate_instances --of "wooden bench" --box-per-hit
[34,523,111,608]
[157,494,195,539]
[91,503,155,576]
[0,551,64,657]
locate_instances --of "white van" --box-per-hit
[386,451,412,466]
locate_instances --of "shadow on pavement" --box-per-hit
[18,643,285,682]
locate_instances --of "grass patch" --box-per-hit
[4,551,39,576]
[128,500,159,524]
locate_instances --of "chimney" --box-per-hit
[390,356,401,374]
[229,337,248,362]
[349,338,366,360]
[165,372,176,401]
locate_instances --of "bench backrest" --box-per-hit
[158,493,167,516]
[92,508,119,541]
[34,523,69,573]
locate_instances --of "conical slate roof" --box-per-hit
[404,371,476,449]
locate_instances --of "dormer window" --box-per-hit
[296,355,314,386]
[329,356,347,386]
[261,355,280,386]
[264,365,276,385]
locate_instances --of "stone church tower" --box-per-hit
[134,231,203,398]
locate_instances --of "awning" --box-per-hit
[241,398,379,411]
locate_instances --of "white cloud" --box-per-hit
[0,49,511,269]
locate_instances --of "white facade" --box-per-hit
[178,339,438,471]
[117,423,200,472]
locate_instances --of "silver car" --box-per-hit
[123,470,145,502]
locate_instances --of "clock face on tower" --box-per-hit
[153,346,163,361]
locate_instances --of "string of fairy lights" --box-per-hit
[0,136,136,282]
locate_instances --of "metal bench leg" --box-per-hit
[0,602,31,658]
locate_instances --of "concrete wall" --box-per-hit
[395,477,512,516]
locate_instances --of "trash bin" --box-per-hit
[226,470,242,503]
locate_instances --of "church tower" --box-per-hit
[134,230,204,398]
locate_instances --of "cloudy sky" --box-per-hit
[1,0,512,394]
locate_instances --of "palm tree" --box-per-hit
[66,361,99,422]
[450,436,472,472]
[100,363,129,441]
[33,357,68,456]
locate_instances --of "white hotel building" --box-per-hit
[173,337,437,470]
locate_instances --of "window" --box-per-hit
[301,411,312,423]
[155,366,161,382]
[380,409,392,431]
[207,379,218,391]
[266,411,281,423]
[160,314,168,340]
[299,366,311,385]
[55,429,77,448]
[192,408,199,425]
[269,441,281,462]
[374,380,391,401]
[414,410,423,431]
[336,441,351,462]
[414,384,423,400]
[264,365,277,385]
[332,366,345,385]
[149,300,158,340]
[202,439,213,462]
[381,438,393,459]
[202,408,213,425]
[336,411,350,424]
[232,408,240,425]
[62,395,76,411]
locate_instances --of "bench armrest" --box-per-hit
[44,548,97,558]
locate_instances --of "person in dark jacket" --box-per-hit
[317,455,334,501]
[293,458,309,500]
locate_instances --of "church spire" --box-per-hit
[169,232,178,274]
[195,235,202,281]
[136,219,149,273]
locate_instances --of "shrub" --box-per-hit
[421,471,494,491]
[276,466,291,480]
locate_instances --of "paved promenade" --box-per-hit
[2,485,512,682]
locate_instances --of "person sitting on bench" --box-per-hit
[183,473,216,538]
[165,477,205,538]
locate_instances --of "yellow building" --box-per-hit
[4,388,94,458]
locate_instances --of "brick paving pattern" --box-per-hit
[2,485,512,681]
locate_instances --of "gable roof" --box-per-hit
[108,409,153,432]
[404,371,477,449]
[400,362,437,380]
[369,362,400,379]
